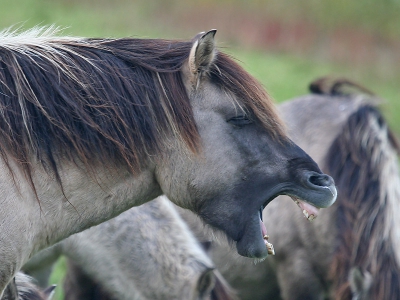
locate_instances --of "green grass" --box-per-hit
[49,258,66,300]
[237,0,400,38]
[4,0,396,127]
[0,1,398,298]
[0,0,199,39]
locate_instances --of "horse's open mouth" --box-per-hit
[237,175,336,259]
[259,196,320,256]
[259,207,275,255]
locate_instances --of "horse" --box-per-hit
[25,78,399,300]
[2,273,55,300]
[0,26,337,296]
[193,78,400,300]
[23,196,236,300]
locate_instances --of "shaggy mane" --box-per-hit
[326,104,400,299]
[0,26,285,189]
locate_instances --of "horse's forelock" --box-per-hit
[327,105,400,300]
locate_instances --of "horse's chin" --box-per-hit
[235,217,270,259]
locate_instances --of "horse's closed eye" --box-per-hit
[228,115,253,127]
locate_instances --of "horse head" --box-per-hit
[156,30,337,259]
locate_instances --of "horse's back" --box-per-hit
[278,92,375,163]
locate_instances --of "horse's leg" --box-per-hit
[276,250,325,300]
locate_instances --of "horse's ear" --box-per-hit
[188,29,217,87]
[197,267,216,298]
[43,284,57,300]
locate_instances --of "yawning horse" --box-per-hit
[0,26,336,296]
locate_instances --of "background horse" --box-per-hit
[194,78,400,299]
[0,26,337,295]
[23,197,235,300]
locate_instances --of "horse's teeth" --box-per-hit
[266,242,275,255]
[263,235,275,255]
[308,214,316,221]
[302,209,316,221]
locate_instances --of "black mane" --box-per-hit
[0,28,285,188]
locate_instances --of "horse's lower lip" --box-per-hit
[236,215,270,259]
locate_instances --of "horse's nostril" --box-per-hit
[309,174,332,187]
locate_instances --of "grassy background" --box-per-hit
[0,1,399,298]
[0,0,399,130]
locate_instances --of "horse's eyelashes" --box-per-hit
[228,115,253,127]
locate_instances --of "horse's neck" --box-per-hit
[0,156,161,265]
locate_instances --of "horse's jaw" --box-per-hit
[258,200,321,256]
[236,171,337,259]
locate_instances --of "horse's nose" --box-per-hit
[308,173,334,188]
[301,171,337,208]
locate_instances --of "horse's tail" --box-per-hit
[318,81,400,299]
[211,270,238,300]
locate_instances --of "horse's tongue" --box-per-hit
[260,219,268,236]
[295,199,319,221]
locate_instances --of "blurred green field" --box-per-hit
[0,0,398,130]
[0,1,399,299]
